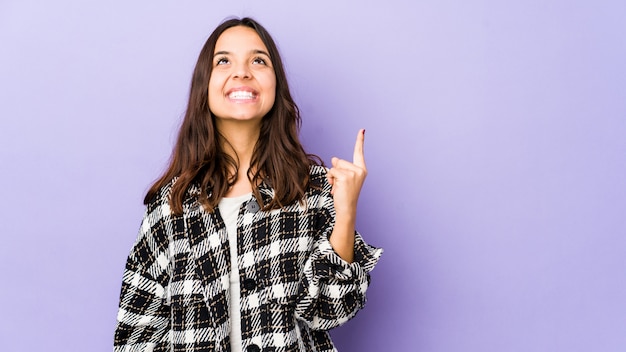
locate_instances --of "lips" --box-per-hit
[226,87,257,101]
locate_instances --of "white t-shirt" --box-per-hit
[218,193,251,352]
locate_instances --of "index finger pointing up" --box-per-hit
[353,129,366,168]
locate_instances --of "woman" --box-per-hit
[114,17,381,352]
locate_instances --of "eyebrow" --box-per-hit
[214,49,271,57]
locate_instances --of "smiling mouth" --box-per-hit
[228,91,256,100]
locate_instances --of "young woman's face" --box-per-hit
[208,26,276,124]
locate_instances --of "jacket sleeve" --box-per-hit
[294,186,383,330]
[114,208,171,352]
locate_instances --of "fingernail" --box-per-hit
[363,129,366,136]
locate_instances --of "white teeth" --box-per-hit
[228,91,255,99]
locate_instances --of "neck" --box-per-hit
[216,120,261,197]
[217,119,260,172]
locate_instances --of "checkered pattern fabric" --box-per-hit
[114,165,382,352]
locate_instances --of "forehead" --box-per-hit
[214,26,269,53]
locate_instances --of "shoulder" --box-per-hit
[145,177,201,213]
[309,165,328,180]
[308,164,332,194]
[309,164,328,184]
[145,178,174,210]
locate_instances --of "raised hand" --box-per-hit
[327,129,367,218]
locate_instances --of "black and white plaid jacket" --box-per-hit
[114,165,382,352]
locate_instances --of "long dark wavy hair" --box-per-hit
[144,17,320,214]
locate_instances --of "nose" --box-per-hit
[232,63,251,79]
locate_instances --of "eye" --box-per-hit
[252,57,268,65]
[215,57,229,65]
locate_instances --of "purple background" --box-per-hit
[1,1,625,351]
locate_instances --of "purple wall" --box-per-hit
[1,1,625,351]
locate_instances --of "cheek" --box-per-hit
[264,86,276,108]
[207,72,227,94]
[207,80,223,112]
[207,84,224,111]
[265,76,277,102]
[207,79,219,97]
